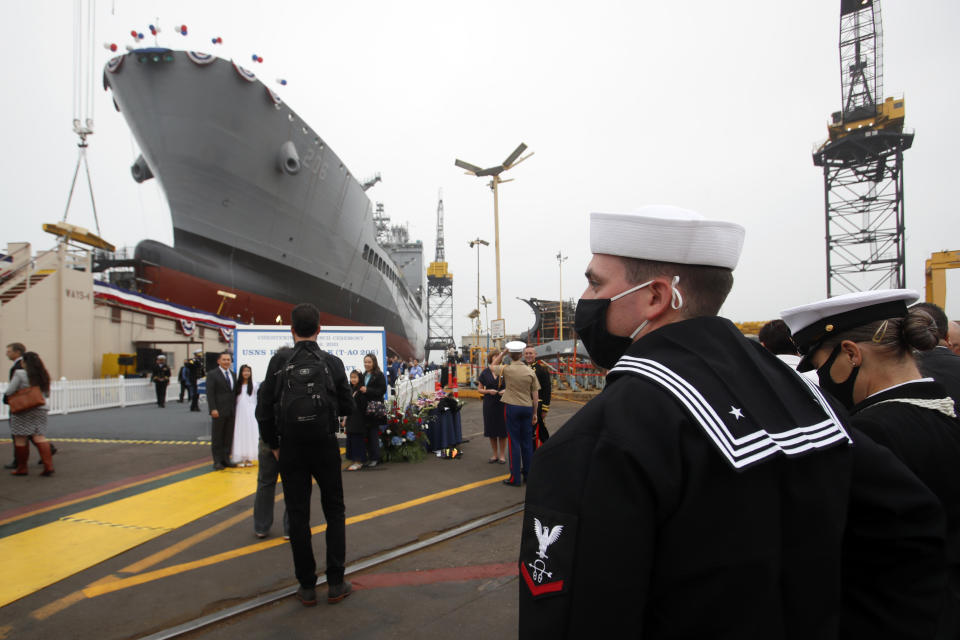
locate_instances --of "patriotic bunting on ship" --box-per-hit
[187,51,216,66]
[106,55,124,73]
[93,281,237,331]
[219,327,234,343]
[232,61,256,82]
[265,87,282,105]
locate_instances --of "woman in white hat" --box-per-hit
[783,289,960,639]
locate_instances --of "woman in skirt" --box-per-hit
[5,351,54,476]
[230,364,259,467]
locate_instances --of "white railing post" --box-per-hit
[119,375,126,408]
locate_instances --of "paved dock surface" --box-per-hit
[0,396,584,639]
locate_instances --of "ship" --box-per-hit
[100,48,427,359]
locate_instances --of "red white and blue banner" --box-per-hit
[93,280,238,331]
[187,51,216,66]
[265,87,282,105]
[219,327,234,343]
[106,56,124,73]
[232,61,256,82]
[179,319,195,336]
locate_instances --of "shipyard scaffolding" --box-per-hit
[813,0,913,296]
[425,196,454,357]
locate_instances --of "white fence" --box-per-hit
[0,378,183,420]
[391,370,440,411]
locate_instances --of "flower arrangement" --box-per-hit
[379,404,431,462]
[379,391,464,463]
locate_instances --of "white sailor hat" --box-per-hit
[505,340,526,352]
[157,354,166,360]
[194,349,203,355]
[590,206,745,270]
[780,289,919,371]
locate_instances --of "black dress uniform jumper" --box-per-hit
[519,317,946,639]
[849,379,960,639]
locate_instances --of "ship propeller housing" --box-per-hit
[278,141,301,175]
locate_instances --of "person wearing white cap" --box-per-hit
[186,348,205,412]
[491,340,539,486]
[518,206,946,639]
[150,354,171,408]
[783,289,960,639]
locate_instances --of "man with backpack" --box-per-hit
[256,303,356,606]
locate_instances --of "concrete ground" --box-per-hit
[0,396,586,640]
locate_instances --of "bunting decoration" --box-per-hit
[180,319,196,336]
[106,55,124,73]
[232,61,256,82]
[187,51,216,66]
[265,87,282,105]
[93,281,238,332]
[219,327,234,343]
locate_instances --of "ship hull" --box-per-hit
[135,235,417,358]
[104,49,426,359]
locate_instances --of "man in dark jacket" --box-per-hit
[257,303,355,606]
[519,207,946,638]
[205,351,236,470]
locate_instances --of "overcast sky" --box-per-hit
[4,0,959,347]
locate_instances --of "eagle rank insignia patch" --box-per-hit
[519,508,576,599]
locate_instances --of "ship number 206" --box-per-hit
[302,149,328,180]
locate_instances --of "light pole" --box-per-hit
[455,143,533,345]
[556,251,568,341]
[480,295,492,348]
[468,238,489,345]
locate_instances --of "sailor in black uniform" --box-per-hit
[150,355,171,407]
[783,289,960,639]
[912,301,960,407]
[518,207,946,639]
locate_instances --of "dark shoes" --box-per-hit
[327,580,352,604]
[295,586,317,607]
[502,480,522,487]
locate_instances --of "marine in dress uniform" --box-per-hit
[518,207,947,639]
[493,342,540,486]
[523,346,552,446]
[783,289,960,639]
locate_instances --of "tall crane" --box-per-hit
[813,0,914,296]
[425,195,455,357]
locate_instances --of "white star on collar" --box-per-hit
[729,406,744,421]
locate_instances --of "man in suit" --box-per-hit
[206,350,237,470]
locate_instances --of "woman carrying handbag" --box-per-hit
[356,353,387,469]
[4,351,54,476]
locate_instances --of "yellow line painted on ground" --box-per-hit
[0,461,212,527]
[119,507,253,575]
[0,467,259,609]
[80,473,510,599]
[21,438,211,446]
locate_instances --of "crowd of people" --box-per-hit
[516,206,960,640]
[5,204,960,635]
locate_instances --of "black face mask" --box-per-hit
[574,297,635,370]
[816,344,860,410]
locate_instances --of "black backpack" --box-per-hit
[277,344,337,435]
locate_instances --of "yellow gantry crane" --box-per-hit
[925,251,960,308]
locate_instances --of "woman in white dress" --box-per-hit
[230,365,259,467]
